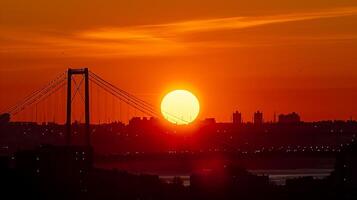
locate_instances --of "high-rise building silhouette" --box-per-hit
[278,112,301,124]
[254,111,263,125]
[233,111,242,124]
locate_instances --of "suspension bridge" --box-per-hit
[1,68,352,155]
[0,68,247,154]
[0,68,187,146]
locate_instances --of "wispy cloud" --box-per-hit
[81,7,357,40]
[2,7,357,57]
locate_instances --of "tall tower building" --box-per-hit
[254,111,263,125]
[233,111,242,124]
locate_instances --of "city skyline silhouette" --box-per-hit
[1,0,357,199]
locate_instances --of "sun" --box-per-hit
[161,90,200,125]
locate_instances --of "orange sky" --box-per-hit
[1,0,357,122]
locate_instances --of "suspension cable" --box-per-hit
[89,73,190,124]
[89,76,158,118]
[11,77,67,116]
[4,72,66,114]
[89,73,157,114]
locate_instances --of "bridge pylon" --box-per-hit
[66,68,90,147]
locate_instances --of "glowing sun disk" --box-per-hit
[161,90,200,125]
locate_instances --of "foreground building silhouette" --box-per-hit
[0,144,356,200]
[1,114,357,199]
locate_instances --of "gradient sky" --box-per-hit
[1,0,357,122]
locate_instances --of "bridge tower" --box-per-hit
[66,68,90,146]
